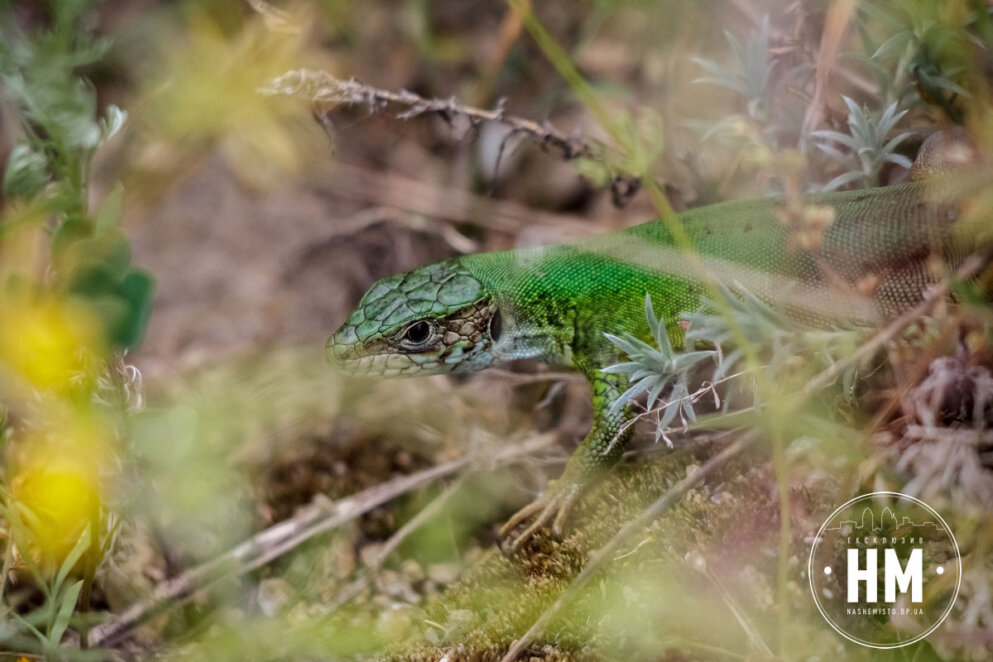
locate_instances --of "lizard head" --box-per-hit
[327,259,502,377]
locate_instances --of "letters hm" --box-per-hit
[847,548,923,603]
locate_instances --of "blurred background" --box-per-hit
[1,0,992,660]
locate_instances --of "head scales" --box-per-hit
[327,259,502,377]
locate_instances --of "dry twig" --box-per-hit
[264,70,591,159]
[89,433,556,647]
[326,476,467,610]
[262,70,642,205]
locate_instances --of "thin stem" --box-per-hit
[78,508,101,649]
[0,528,14,619]
[508,0,622,145]
[500,432,758,662]
[770,424,791,656]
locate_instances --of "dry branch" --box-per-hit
[326,476,468,611]
[262,69,642,206]
[89,433,556,647]
[264,70,591,158]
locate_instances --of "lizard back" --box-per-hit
[460,179,968,369]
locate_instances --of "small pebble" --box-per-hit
[256,578,292,617]
[427,562,461,584]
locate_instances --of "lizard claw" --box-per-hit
[499,480,580,549]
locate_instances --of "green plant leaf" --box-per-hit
[49,579,82,644]
[52,527,91,597]
[51,214,94,255]
[10,611,47,644]
[2,144,49,199]
[823,170,868,192]
[116,269,155,348]
[94,182,125,235]
[605,295,715,416]
[872,31,914,60]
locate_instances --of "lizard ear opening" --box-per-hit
[489,308,502,342]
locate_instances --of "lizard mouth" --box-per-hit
[328,351,429,377]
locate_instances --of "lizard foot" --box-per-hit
[499,480,580,549]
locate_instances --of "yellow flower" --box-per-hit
[9,418,109,566]
[0,294,106,394]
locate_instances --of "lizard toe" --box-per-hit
[498,497,546,540]
[550,490,578,537]
[509,497,561,549]
[500,482,579,549]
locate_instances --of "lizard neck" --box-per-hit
[489,297,576,368]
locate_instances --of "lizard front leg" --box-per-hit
[500,369,633,548]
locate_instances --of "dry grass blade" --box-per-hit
[699,560,774,657]
[800,0,858,146]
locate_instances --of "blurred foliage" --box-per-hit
[856,0,981,118]
[0,0,149,655]
[0,0,152,349]
[134,1,317,190]
[681,285,860,390]
[0,292,105,395]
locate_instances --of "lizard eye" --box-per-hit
[401,321,434,348]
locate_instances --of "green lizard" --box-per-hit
[327,162,984,547]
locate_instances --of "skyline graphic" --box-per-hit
[823,506,938,533]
